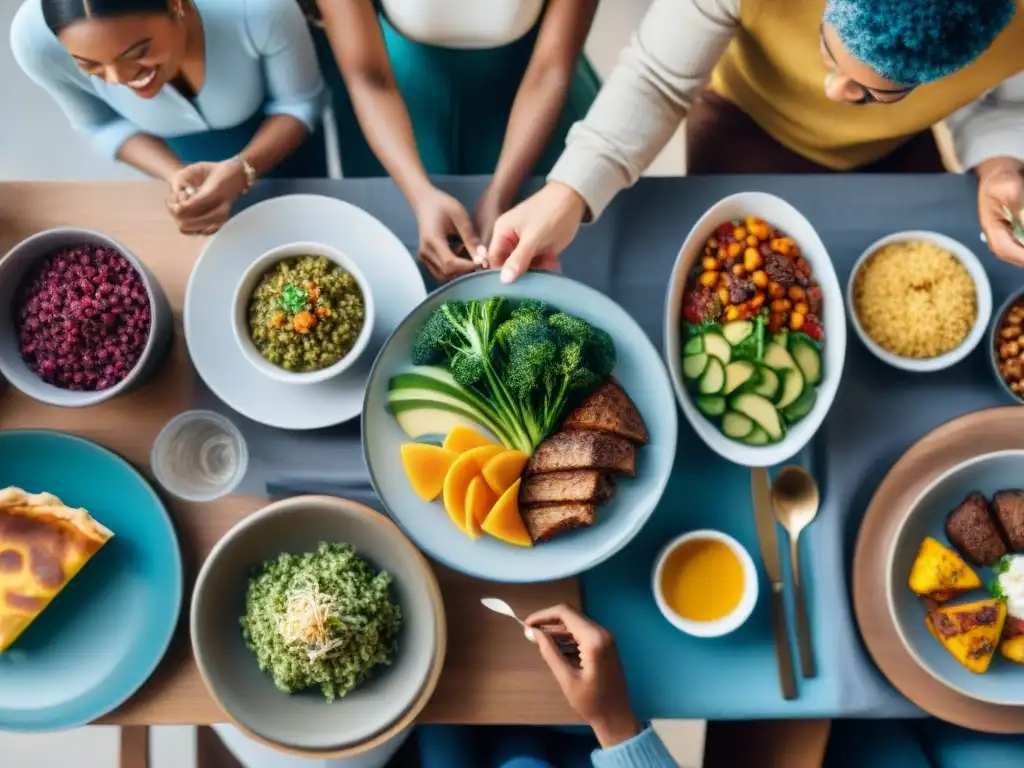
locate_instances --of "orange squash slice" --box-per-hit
[400,443,458,502]
[481,479,532,547]
[482,450,529,496]
[465,476,498,539]
[442,445,504,534]
[443,425,498,454]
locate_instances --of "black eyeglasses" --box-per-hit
[819,26,915,104]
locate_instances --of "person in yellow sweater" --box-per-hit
[485,0,1024,278]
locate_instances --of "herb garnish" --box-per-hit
[280,284,308,315]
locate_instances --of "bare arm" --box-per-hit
[318,0,433,202]
[487,0,598,209]
[238,114,309,176]
[116,134,184,181]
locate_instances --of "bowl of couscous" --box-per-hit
[848,232,991,373]
[233,242,375,385]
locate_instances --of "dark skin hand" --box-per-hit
[318,0,479,283]
[527,604,641,749]
[473,0,598,246]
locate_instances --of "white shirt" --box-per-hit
[546,0,1024,219]
[381,0,544,48]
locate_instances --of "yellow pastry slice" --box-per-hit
[0,487,113,652]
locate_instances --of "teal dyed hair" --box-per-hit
[823,0,1016,86]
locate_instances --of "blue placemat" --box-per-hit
[196,174,1020,720]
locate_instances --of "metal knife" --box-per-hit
[751,467,797,700]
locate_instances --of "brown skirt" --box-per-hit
[686,90,946,174]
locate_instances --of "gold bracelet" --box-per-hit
[237,155,257,194]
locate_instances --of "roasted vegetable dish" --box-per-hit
[681,217,824,446]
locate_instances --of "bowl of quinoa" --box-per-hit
[233,242,374,385]
[848,232,991,373]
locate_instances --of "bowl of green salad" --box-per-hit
[190,495,445,756]
[233,242,375,385]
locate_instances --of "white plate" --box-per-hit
[185,195,426,429]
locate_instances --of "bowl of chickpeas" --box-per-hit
[233,242,374,385]
[990,288,1024,402]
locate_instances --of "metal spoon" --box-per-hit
[770,466,820,679]
[481,598,536,642]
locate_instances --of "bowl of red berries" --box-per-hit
[0,228,172,407]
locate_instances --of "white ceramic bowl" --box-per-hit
[652,529,758,638]
[664,192,847,467]
[233,242,375,385]
[848,231,992,373]
[0,228,173,407]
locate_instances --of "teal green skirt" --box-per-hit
[320,15,600,178]
[165,108,328,178]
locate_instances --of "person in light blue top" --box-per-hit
[416,604,677,768]
[10,0,327,235]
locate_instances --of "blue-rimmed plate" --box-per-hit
[363,271,678,583]
[0,431,182,731]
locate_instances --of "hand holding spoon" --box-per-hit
[481,598,581,662]
[771,466,821,679]
[481,598,536,642]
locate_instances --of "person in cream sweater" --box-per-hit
[486,0,1024,279]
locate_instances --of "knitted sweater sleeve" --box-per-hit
[547,0,740,220]
[947,72,1024,171]
[591,727,679,768]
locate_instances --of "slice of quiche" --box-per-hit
[0,487,113,652]
[908,537,982,603]
[925,598,1007,674]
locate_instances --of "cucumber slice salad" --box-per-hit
[682,318,823,445]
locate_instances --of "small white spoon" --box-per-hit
[481,597,536,643]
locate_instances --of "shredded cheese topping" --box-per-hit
[276,576,347,662]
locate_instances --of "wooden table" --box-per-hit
[0,181,582,726]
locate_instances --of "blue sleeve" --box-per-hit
[591,728,677,768]
[243,0,326,131]
[10,0,141,159]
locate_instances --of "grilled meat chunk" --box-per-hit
[561,381,649,445]
[522,503,596,542]
[526,430,635,477]
[945,493,1008,567]
[992,490,1024,552]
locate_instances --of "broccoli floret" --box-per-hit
[500,309,618,445]
[409,297,532,451]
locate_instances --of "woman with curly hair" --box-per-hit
[487,0,1024,279]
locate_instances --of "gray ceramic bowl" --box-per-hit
[0,228,172,407]
[190,495,446,756]
[988,287,1024,403]
[887,450,1024,705]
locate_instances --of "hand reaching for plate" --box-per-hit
[526,603,640,749]
[977,157,1024,267]
[487,182,589,283]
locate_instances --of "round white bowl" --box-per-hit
[0,228,173,407]
[664,192,847,467]
[232,242,375,385]
[848,231,992,373]
[652,529,759,638]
